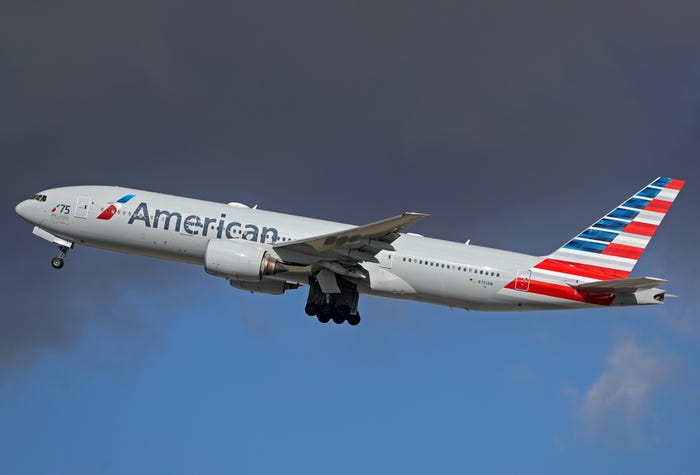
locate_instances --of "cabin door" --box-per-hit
[515,269,531,291]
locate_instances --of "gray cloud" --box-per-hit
[577,339,680,446]
[0,250,191,372]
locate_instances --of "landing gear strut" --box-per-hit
[304,278,361,325]
[51,245,69,269]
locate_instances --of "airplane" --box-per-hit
[15,177,684,325]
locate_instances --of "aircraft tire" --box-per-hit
[305,303,319,316]
[336,305,350,320]
[347,314,361,326]
[318,304,333,323]
[51,257,64,269]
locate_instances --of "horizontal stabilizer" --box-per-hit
[572,276,668,293]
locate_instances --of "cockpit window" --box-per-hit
[33,194,47,202]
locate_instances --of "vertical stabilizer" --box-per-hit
[535,177,684,281]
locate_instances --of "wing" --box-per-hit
[273,212,428,262]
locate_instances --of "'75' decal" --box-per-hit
[51,204,71,214]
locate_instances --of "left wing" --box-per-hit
[273,212,428,261]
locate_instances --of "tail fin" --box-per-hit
[536,177,685,280]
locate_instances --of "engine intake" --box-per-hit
[204,239,285,282]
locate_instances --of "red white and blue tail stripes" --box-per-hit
[544,177,683,278]
[504,177,684,305]
[96,194,135,220]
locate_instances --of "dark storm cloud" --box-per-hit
[2,0,699,370]
[0,250,192,371]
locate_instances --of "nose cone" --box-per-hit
[15,200,32,222]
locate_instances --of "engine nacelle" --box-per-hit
[204,239,285,282]
[229,279,300,295]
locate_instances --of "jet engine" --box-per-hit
[204,239,286,282]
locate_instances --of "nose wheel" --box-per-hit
[51,246,69,269]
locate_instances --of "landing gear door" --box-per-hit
[75,196,90,219]
[515,269,531,291]
[377,250,394,269]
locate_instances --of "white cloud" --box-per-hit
[577,339,679,446]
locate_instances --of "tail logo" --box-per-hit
[503,177,685,306]
[555,177,684,270]
[97,194,135,220]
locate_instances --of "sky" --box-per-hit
[1,0,699,473]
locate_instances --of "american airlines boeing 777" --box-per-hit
[15,177,684,325]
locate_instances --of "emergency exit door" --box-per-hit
[377,250,394,268]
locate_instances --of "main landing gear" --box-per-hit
[305,302,361,326]
[304,278,361,326]
[51,245,69,269]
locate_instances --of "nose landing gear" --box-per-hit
[51,246,69,269]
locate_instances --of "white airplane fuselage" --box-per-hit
[16,181,682,321]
